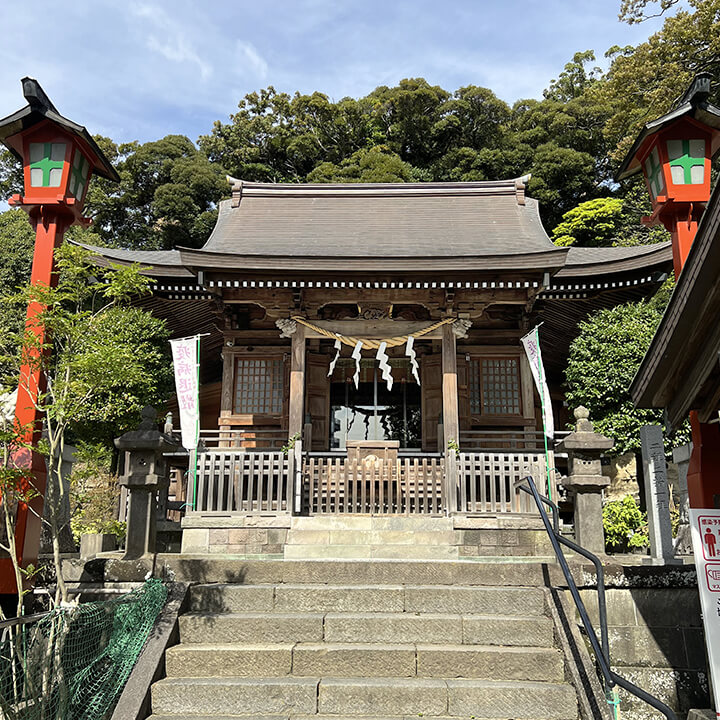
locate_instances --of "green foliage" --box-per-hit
[61,135,227,251]
[603,0,720,166]
[69,443,126,541]
[0,244,173,446]
[603,495,649,552]
[552,198,624,247]
[307,146,416,183]
[281,432,301,456]
[0,211,35,378]
[1,3,713,247]
[565,281,676,455]
[550,192,671,247]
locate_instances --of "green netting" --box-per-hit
[0,578,168,720]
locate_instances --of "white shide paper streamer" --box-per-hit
[376,341,393,391]
[327,338,342,377]
[351,340,363,388]
[406,336,421,385]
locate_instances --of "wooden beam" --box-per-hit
[301,319,446,339]
[288,325,306,439]
[442,324,459,513]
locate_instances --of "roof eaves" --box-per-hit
[631,180,720,413]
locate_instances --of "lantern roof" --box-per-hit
[0,77,119,182]
[615,73,720,183]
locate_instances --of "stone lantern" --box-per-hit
[558,407,614,554]
[115,407,179,560]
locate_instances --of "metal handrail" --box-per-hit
[518,474,678,720]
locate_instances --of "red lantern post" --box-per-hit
[617,73,720,511]
[0,78,118,593]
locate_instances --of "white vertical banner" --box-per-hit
[520,326,554,439]
[689,508,720,718]
[170,336,200,451]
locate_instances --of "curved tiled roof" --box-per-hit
[69,241,194,278]
[557,242,672,277]
[184,178,568,272]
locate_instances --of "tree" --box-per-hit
[1,136,229,251]
[550,190,669,247]
[307,146,418,183]
[77,135,228,250]
[564,281,682,455]
[602,0,720,165]
[551,198,625,247]
[0,244,172,603]
[0,211,35,363]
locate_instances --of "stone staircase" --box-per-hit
[149,567,580,719]
[283,516,460,560]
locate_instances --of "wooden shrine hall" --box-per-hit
[85,177,672,541]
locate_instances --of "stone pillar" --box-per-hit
[558,407,614,554]
[115,406,178,560]
[640,424,676,564]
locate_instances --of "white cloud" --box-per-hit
[236,41,269,81]
[131,2,213,80]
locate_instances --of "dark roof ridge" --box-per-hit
[226,174,531,202]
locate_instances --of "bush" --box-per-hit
[602,495,648,553]
[69,443,126,542]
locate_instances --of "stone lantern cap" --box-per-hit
[557,406,614,453]
[115,406,179,490]
[114,406,178,453]
[559,407,613,493]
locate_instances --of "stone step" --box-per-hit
[188,583,546,615]
[323,612,554,646]
[284,544,460,560]
[290,516,454,532]
[179,611,555,646]
[285,529,458,545]
[179,613,324,644]
[152,677,577,718]
[105,556,559,586]
[151,677,318,716]
[166,642,563,682]
[149,717,567,720]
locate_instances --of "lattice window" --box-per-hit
[469,357,521,416]
[234,357,283,414]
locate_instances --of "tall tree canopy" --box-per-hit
[0,1,716,249]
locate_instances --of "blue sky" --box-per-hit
[0,1,667,146]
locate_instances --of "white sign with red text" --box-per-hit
[690,508,720,718]
[170,336,200,451]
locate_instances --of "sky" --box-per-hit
[0,0,668,147]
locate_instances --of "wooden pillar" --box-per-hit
[288,325,306,439]
[442,324,459,513]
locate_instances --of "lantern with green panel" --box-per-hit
[616,73,720,274]
[0,77,117,224]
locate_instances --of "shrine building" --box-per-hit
[84,176,671,557]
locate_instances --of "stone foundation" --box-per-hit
[180,513,553,558]
[181,515,291,555]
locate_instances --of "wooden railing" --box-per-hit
[460,430,569,452]
[192,450,290,513]
[303,453,445,515]
[179,445,556,516]
[199,428,286,450]
[457,451,551,514]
